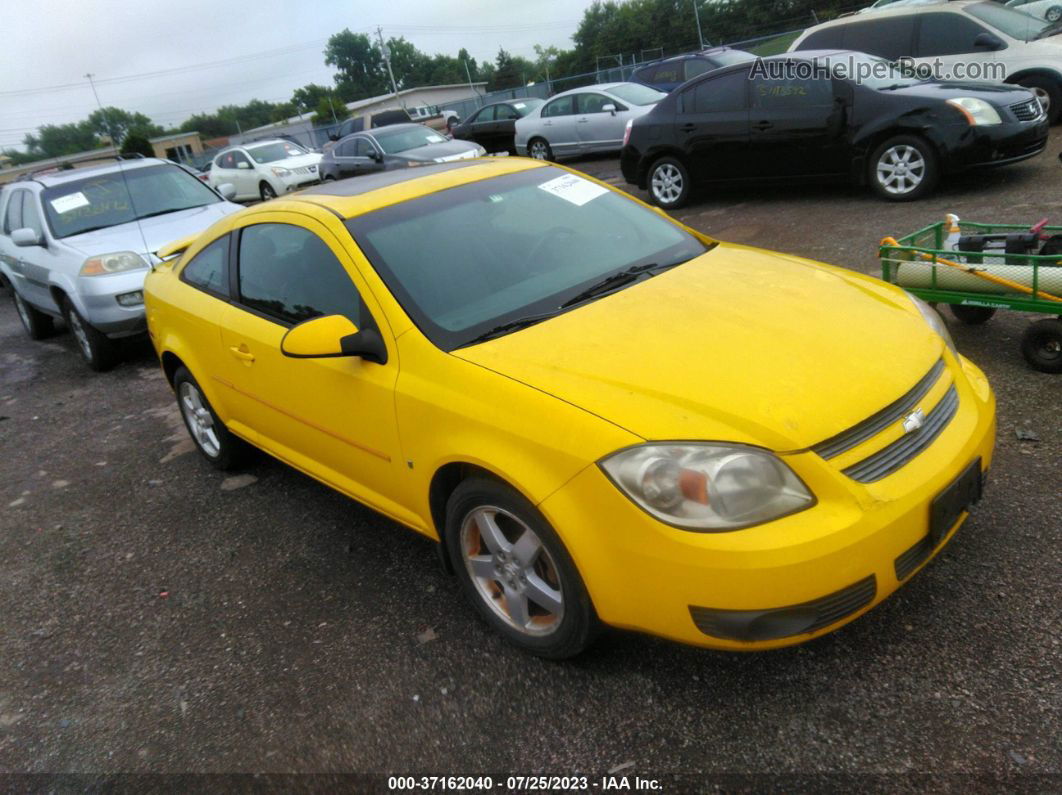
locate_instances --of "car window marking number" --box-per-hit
[537,174,609,206]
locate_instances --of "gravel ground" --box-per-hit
[0,132,1059,790]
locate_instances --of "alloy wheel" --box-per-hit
[1031,86,1051,115]
[651,163,684,205]
[529,140,549,160]
[459,505,564,636]
[66,307,93,361]
[179,381,221,457]
[876,144,925,196]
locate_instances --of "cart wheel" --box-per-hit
[949,305,996,325]
[1020,318,1062,374]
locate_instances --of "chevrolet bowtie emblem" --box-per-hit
[902,408,926,434]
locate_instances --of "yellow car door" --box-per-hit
[218,211,415,527]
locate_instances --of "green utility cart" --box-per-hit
[879,220,1062,374]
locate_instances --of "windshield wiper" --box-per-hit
[135,205,207,221]
[559,261,680,309]
[461,310,564,346]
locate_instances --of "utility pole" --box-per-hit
[692,0,705,49]
[85,73,119,151]
[376,26,401,106]
[328,95,339,124]
[463,57,480,103]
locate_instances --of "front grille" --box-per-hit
[843,385,959,483]
[811,359,945,460]
[895,535,934,581]
[689,575,877,642]
[1010,98,1042,122]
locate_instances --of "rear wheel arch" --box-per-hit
[160,351,185,387]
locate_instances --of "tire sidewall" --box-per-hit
[528,138,552,161]
[648,156,690,210]
[1021,319,1062,373]
[1016,75,1062,123]
[12,290,47,339]
[173,366,243,468]
[62,299,117,371]
[260,182,277,201]
[868,135,938,201]
[444,477,596,659]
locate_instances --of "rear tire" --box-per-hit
[445,477,599,659]
[868,135,938,201]
[527,138,553,161]
[1021,318,1062,373]
[1015,74,1061,123]
[648,156,691,210]
[62,298,119,372]
[173,366,249,469]
[12,290,55,340]
[949,305,996,325]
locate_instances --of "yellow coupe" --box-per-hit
[144,158,995,658]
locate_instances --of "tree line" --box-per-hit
[3,0,851,165]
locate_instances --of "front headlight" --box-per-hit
[946,97,1002,126]
[271,167,291,177]
[907,293,957,356]
[600,443,814,531]
[80,251,147,276]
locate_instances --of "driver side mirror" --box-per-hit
[236,161,250,169]
[368,149,383,162]
[217,183,237,200]
[602,103,617,115]
[11,227,43,248]
[974,32,1005,50]
[280,314,387,364]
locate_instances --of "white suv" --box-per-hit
[791,0,1062,120]
[208,139,322,202]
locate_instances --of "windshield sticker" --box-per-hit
[49,192,90,214]
[513,102,526,109]
[537,174,608,206]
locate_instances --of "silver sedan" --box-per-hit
[514,82,666,161]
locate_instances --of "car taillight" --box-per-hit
[623,119,633,147]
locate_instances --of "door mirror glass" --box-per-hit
[11,227,42,248]
[281,314,360,358]
[217,183,237,200]
[236,161,251,169]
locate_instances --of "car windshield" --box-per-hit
[41,164,221,239]
[510,98,544,116]
[246,141,308,163]
[607,83,667,105]
[965,1,1052,39]
[346,166,710,350]
[373,126,449,154]
[815,53,923,89]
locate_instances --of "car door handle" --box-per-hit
[679,123,696,133]
[577,118,590,123]
[228,345,255,363]
[752,121,774,131]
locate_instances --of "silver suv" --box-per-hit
[0,158,241,370]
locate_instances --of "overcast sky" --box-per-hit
[0,0,599,150]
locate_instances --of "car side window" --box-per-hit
[217,151,235,170]
[684,58,713,80]
[542,96,574,117]
[680,71,749,114]
[181,236,229,297]
[577,93,612,114]
[497,104,520,120]
[336,138,356,157]
[751,74,834,108]
[916,13,990,56]
[353,137,376,157]
[19,192,44,238]
[477,106,497,122]
[841,16,916,60]
[230,151,251,168]
[237,223,361,326]
[3,189,24,234]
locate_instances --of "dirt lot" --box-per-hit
[0,134,1059,789]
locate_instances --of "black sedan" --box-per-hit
[450,98,544,155]
[319,124,485,181]
[621,50,1049,207]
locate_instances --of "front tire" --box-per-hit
[648,156,691,210]
[445,478,598,659]
[527,138,553,161]
[868,135,938,201]
[1015,74,1062,123]
[62,299,119,371]
[1047,5,1062,22]
[173,366,248,469]
[12,290,54,340]
[949,305,996,325]
[259,181,277,201]
[1021,318,1062,373]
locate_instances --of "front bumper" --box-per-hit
[945,118,1049,172]
[279,168,320,192]
[76,268,149,338]
[538,354,996,650]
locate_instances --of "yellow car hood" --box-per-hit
[455,244,942,451]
